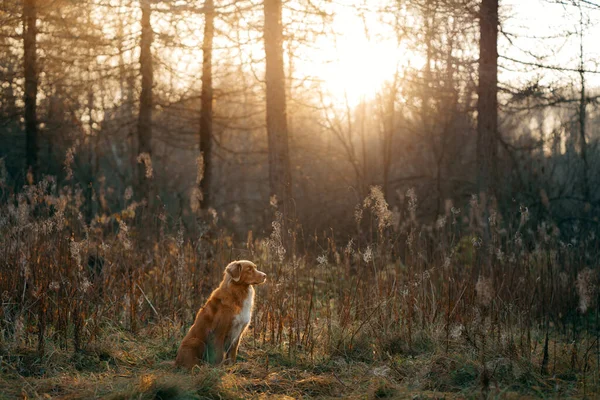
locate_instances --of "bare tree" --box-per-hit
[377,73,399,202]
[477,0,498,197]
[199,0,214,209]
[23,0,38,179]
[264,0,293,216]
[138,0,153,193]
[577,3,590,202]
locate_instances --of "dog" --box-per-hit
[175,260,267,368]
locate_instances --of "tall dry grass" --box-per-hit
[0,174,599,395]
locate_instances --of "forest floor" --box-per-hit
[0,324,589,400]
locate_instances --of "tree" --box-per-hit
[577,2,590,202]
[477,0,498,197]
[378,76,400,203]
[264,0,293,217]
[23,0,38,179]
[138,0,153,194]
[199,0,214,209]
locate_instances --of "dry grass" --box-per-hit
[1,182,599,398]
[0,324,591,399]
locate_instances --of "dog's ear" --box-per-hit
[226,262,242,282]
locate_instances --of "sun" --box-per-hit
[317,9,400,106]
[294,0,420,108]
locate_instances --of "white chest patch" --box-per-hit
[229,287,254,347]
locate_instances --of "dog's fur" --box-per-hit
[175,260,266,368]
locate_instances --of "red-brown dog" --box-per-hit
[175,260,267,368]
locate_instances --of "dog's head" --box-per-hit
[225,260,267,285]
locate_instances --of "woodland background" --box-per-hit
[1,0,599,231]
[1,0,600,398]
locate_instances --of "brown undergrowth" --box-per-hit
[0,323,591,399]
[1,179,599,398]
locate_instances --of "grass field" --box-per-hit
[1,183,599,399]
[1,321,593,399]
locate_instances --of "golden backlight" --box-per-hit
[101,0,423,108]
[299,0,418,107]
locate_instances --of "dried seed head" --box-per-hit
[136,153,153,178]
[118,220,132,250]
[363,246,373,263]
[576,268,597,314]
[476,275,494,307]
[406,188,417,220]
[317,254,327,265]
[345,239,354,255]
[64,146,76,180]
[436,216,447,230]
[268,212,286,262]
[354,204,363,225]
[124,186,133,201]
[363,186,392,231]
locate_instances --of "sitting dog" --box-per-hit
[175,260,267,368]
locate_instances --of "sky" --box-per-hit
[501,0,600,88]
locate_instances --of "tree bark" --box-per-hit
[264,0,293,216]
[137,0,153,193]
[382,97,393,202]
[579,60,589,202]
[381,77,397,202]
[23,0,38,179]
[199,0,214,209]
[476,0,498,197]
[578,5,590,202]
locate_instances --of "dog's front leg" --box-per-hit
[213,335,225,365]
[225,338,240,364]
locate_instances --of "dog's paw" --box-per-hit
[221,358,236,367]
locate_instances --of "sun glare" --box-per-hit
[105,0,422,109]
[308,2,409,108]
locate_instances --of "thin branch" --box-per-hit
[500,54,600,74]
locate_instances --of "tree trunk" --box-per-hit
[23,0,38,179]
[476,0,498,197]
[137,0,153,194]
[199,0,214,209]
[381,76,397,202]
[264,0,292,216]
[579,60,589,202]
[578,5,590,202]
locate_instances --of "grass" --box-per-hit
[0,181,599,398]
[0,321,595,399]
